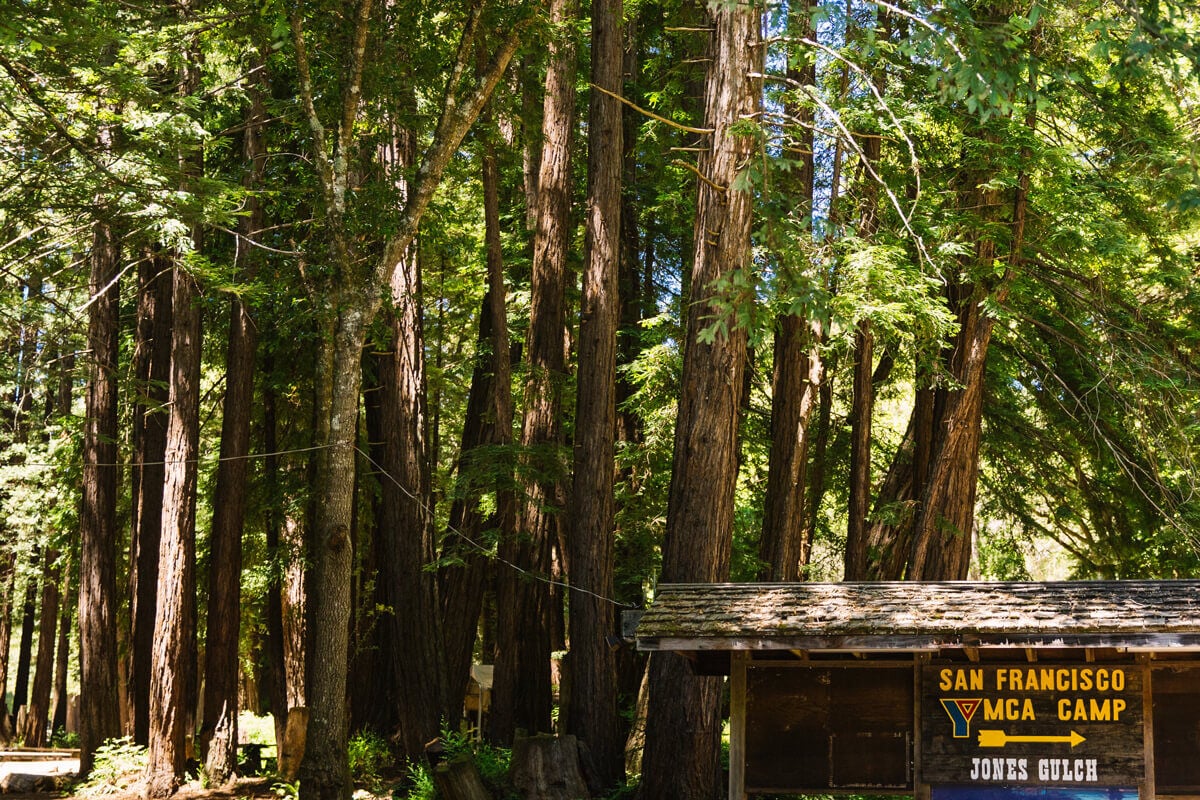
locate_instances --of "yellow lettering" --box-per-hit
[1114,698,1126,719]
[1058,698,1071,721]
[1075,699,1088,719]
[1022,699,1036,720]
[1096,669,1110,692]
[1089,698,1110,721]
[1113,670,1125,691]
[985,699,1004,721]
[1079,669,1093,692]
[939,668,952,691]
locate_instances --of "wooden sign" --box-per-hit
[745,666,912,792]
[921,664,1143,787]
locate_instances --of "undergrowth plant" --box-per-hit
[348,729,391,792]
[399,728,516,800]
[74,737,148,796]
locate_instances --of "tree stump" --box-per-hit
[510,734,590,800]
[277,706,308,782]
[431,755,490,800]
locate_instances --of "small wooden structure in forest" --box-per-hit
[634,581,1200,800]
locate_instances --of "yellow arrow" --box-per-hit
[978,729,1086,748]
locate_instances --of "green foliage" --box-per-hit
[398,729,516,800]
[74,737,148,796]
[50,728,80,749]
[347,729,391,792]
[271,779,301,800]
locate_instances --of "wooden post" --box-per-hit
[913,653,930,800]
[729,651,747,800]
[1142,655,1155,800]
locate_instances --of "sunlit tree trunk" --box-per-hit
[565,0,622,787]
[439,128,514,720]
[50,580,70,736]
[21,551,60,747]
[79,214,122,776]
[760,0,819,582]
[145,261,202,798]
[491,0,577,743]
[640,3,761,798]
[202,71,268,783]
[128,252,173,745]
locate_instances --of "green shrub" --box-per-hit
[74,737,148,796]
[397,729,517,800]
[347,729,392,791]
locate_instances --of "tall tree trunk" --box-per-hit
[13,555,38,718]
[128,251,173,745]
[490,0,577,743]
[640,4,761,799]
[439,129,514,719]
[842,16,886,580]
[201,73,267,783]
[864,36,1036,580]
[759,3,819,581]
[373,248,450,759]
[21,553,60,747]
[79,217,122,776]
[145,262,202,798]
[51,579,71,736]
[565,0,623,789]
[844,321,875,578]
[261,352,307,749]
[0,552,15,744]
[299,294,367,800]
[286,2,526,792]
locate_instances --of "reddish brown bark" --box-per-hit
[565,0,622,788]
[79,217,122,776]
[0,552,15,744]
[21,552,60,747]
[145,264,202,798]
[201,75,268,783]
[759,0,819,583]
[50,579,70,735]
[13,557,36,717]
[863,99,1036,582]
[128,251,173,745]
[372,251,451,758]
[490,0,577,744]
[640,3,761,798]
[439,132,514,718]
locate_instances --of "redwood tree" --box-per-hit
[201,70,268,783]
[491,0,577,743]
[565,0,623,788]
[639,2,762,798]
[78,215,122,776]
[145,262,202,798]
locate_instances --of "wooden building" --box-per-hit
[633,581,1200,799]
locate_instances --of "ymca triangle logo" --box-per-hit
[941,698,982,738]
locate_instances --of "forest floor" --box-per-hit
[0,776,282,800]
[5,776,395,800]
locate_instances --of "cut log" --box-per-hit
[510,734,589,800]
[431,755,490,800]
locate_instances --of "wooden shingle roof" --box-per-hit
[634,580,1200,652]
